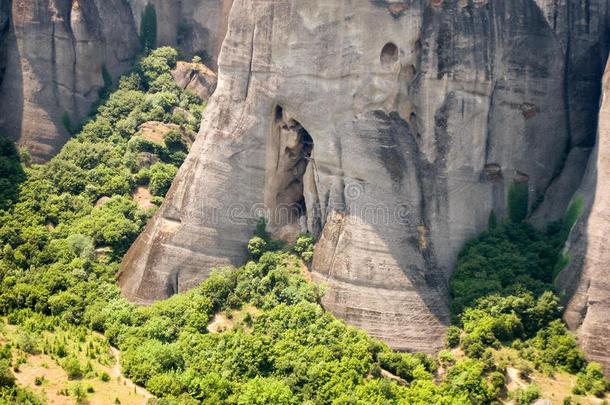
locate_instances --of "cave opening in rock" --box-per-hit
[265,106,317,241]
[380,42,399,66]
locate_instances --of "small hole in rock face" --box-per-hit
[380,42,399,66]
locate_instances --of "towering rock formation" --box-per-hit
[120,0,609,354]
[557,57,610,375]
[0,0,140,161]
[0,0,229,162]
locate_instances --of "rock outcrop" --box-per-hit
[0,0,229,162]
[557,57,610,375]
[0,0,140,161]
[120,0,609,354]
[171,61,218,101]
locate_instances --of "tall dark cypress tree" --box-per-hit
[507,183,529,223]
[140,4,157,51]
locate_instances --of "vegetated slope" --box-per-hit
[0,317,151,405]
[447,200,609,404]
[0,47,608,404]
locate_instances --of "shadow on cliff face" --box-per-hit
[0,0,142,162]
[0,1,23,152]
[308,109,453,352]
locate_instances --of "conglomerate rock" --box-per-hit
[119,0,610,355]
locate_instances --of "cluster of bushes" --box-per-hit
[0,137,25,209]
[449,221,562,319]
[448,203,609,401]
[0,46,204,323]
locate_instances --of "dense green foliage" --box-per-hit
[450,222,562,318]
[507,183,529,223]
[449,209,609,400]
[0,47,201,321]
[140,4,158,51]
[0,137,25,209]
[0,45,607,404]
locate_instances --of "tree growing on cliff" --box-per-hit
[140,4,157,51]
[507,183,529,223]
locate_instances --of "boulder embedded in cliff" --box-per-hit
[171,61,218,101]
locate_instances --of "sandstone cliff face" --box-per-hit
[0,0,140,161]
[0,0,228,162]
[557,57,610,375]
[120,0,609,354]
[127,0,233,70]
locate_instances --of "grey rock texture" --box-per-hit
[171,61,218,101]
[557,57,610,375]
[0,0,9,86]
[127,0,233,70]
[0,0,140,162]
[0,0,229,162]
[120,0,610,355]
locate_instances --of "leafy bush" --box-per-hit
[140,4,157,51]
[0,137,25,209]
[293,233,314,262]
[516,384,540,405]
[0,360,15,387]
[149,163,178,196]
[63,356,83,379]
[508,183,529,223]
[247,237,267,260]
[446,326,460,348]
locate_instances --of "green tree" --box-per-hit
[140,4,157,51]
[149,163,178,196]
[0,360,15,387]
[63,356,83,379]
[488,209,497,230]
[236,377,297,405]
[508,183,529,223]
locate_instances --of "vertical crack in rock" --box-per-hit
[266,106,315,242]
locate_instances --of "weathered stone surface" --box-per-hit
[120,0,609,355]
[557,57,610,375]
[0,0,9,86]
[0,0,140,162]
[0,0,228,162]
[126,0,233,70]
[531,147,592,227]
[171,61,217,101]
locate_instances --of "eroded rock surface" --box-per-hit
[120,0,608,354]
[127,0,233,70]
[0,0,140,161]
[557,57,610,374]
[0,0,228,162]
[171,61,218,101]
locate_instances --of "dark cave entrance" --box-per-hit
[265,106,316,239]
